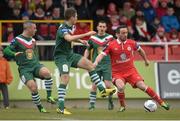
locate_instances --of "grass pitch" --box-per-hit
[0,107,179,120]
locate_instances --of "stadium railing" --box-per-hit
[1,41,180,61]
[0,20,179,61]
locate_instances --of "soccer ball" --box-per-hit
[144,100,157,112]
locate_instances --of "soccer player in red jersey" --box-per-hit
[93,25,170,112]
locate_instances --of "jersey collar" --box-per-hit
[116,39,127,44]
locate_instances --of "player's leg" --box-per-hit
[114,78,126,112]
[55,58,71,114]
[89,83,97,111]
[136,81,170,110]
[20,69,47,113]
[104,80,114,110]
[76,56,116,97]
[37,66,56,104]
[103,68,114,110]
[0,83,9,109]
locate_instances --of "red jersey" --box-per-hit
[102,39,140,74]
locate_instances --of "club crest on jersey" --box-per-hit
[25,49,33,60]
[120,53,127,61]
[127,46,131,51]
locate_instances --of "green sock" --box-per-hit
[58,84,67,110]
[89,71,105,92]
[89,91,97,107]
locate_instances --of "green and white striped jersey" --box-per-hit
[4,35,39,67]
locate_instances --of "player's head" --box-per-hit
[23,21,37,37]
[97,20,107,35]
[116,25,128,42]
[64,7,77,25]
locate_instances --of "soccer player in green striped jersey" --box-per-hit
[84,21,114,111]
[54,8,116,115]
[3,21,56,113]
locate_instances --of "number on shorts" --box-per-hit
[62,64,69,72]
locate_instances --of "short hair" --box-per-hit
[97,20,107,25]
[23,21,35,30]
[64,7,77,20]
[116,24,127,33]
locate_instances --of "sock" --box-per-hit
[108,94,113,104]
[31,92,42,110]
[89,91,96,107]
[117,92,125,107]
[145,87,163,105]
[89,70,105,92]
[44,79,53,98]
[58,84,67,110]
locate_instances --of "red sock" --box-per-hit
[146,87,163,105]
[117,92,125,107]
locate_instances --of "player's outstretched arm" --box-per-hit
[138,48,149,66]
[64,31,96,42]
[93,53,105,68]
[84,49,90,58]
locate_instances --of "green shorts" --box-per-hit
[18,63,44,84]
[55,53,82,74]
[96,64,112,81]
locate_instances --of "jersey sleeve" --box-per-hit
[133,41,141,51]
[102,43,111,55]
[3,39,18,57]
[58,26,69,38]
[86,40,93,51]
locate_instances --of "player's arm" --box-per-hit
[64,31,96,42]
[3,39,23,57]
[84,40,93,58]
[93,53,105,67]
[137,47,149,66]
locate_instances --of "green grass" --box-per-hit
[0,107,179,120]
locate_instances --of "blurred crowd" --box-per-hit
[0,0,180,60]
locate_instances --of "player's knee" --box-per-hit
[86,63,95,72]
[28,83,38,93]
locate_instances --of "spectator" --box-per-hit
[52,7,63,19]
[32,4,45,20]
[151,17,161,30]
[44,0,54,15]
[161,7,180,32]
[0,46,13,109]
[168,29,180,43]
[155,0,169,19]
[120,1,135,20]
[74,0,90,19]
[107,15,120,36]
[174,0,180,22]
[151,26,167,43]
[133,16,155,41]
[106,2,119,19]
[2,24,14,42]
[10,5,23,37]
[141,0,156,23]
[131,9,144,24]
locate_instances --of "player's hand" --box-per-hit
[145,60,150,66]
[15,52,23,56]
[86,31,96,36]
[79,40,89,46]
[93,61,98,68]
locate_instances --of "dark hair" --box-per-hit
[98,20,107,25]
[64,7,77,20]
[116,24,127,33]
